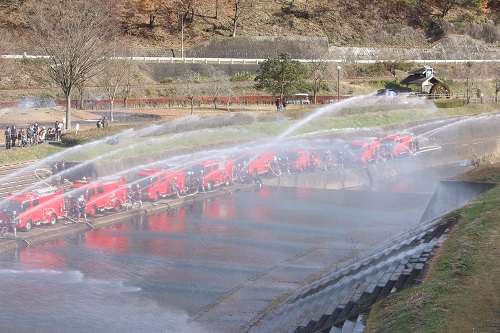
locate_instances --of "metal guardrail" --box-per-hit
[2,54,500,64]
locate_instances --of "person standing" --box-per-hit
[197,170,206,193]
[4,126,10,150]
[282,98,288,111]
[10,126,16,148]
[57,121,63,140]
[275,98,281,112]
[77,195,87,221]
[133,184,142,208]
[33,122,39,145]
[54,121,60,141]
[17,128,24,147]
[27,126,34,146]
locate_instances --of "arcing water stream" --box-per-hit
[0,95,498,333]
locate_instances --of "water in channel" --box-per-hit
[0,164,466,333]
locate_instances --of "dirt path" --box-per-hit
[0,105,277,130]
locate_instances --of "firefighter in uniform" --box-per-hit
[197,170,206,193]
[78,195,87,221]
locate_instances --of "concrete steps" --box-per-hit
[286,216,457,333]
[0,161,54,198]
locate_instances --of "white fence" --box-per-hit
[2,54,500,64]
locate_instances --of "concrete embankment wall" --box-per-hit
[265,119,500,190]
[419,181,496,223]
[264,151,437,189]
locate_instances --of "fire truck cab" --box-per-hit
[380,134,413,158]
[0,187,65,232]
[233,150,275,177]
[281,148,320,172]
[135,168,186,201]
[69,178,127,216]
[187,159,236,191]
[348,141,381,164]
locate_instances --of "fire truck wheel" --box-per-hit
[207,181,214,191]
[153,192,159,202]
[224,177,231,186]
[89,206,97,217]
[23,220,32,232]
[113,201,121,212]
[49,214,57,226]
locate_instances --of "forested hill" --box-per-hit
[0,0,499,53]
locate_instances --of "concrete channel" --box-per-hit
[0,113,498,333]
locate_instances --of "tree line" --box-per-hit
[2,0,500,130]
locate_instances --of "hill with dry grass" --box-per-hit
[1,0,499,54]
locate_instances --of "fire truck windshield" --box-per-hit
[72,188,87,199]
[136,177,151,189]
[0,200,22,214]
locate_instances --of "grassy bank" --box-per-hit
[364,163,500,333]
[0,101,498,164]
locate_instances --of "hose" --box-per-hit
[0,236,30,246]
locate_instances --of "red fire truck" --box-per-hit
[233,150,275,176]
[281,148,320,172]
[380,134,413,158]
[0,187,65,232]
[347,140,381,164]
[135,168,186,201]
[69,178,128,216]
[187,159,236,191]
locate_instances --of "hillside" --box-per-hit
[0,0,499,54]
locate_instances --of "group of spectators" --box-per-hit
[4,120,64,149]
[275,98,288,112]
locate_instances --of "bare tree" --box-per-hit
[101,43,136,122]
[305,49,331,104]
[0,29,7,74]
[178,70,202,115]
[132,0,165,28]
[228,0,248,37]
[206,67,232,109]
[494,65,500,103]
[20,0,117,129]
[215,0,220,19]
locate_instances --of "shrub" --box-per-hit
[433,99,468,108]
[160,77,174,84]
[230,71,252,81]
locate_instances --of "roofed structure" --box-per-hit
[400,65,450,97]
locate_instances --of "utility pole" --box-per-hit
[181,15,184,58]
[337,65,341,102]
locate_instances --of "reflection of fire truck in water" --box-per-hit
[0,187,66,232]
[69,178,128,216]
